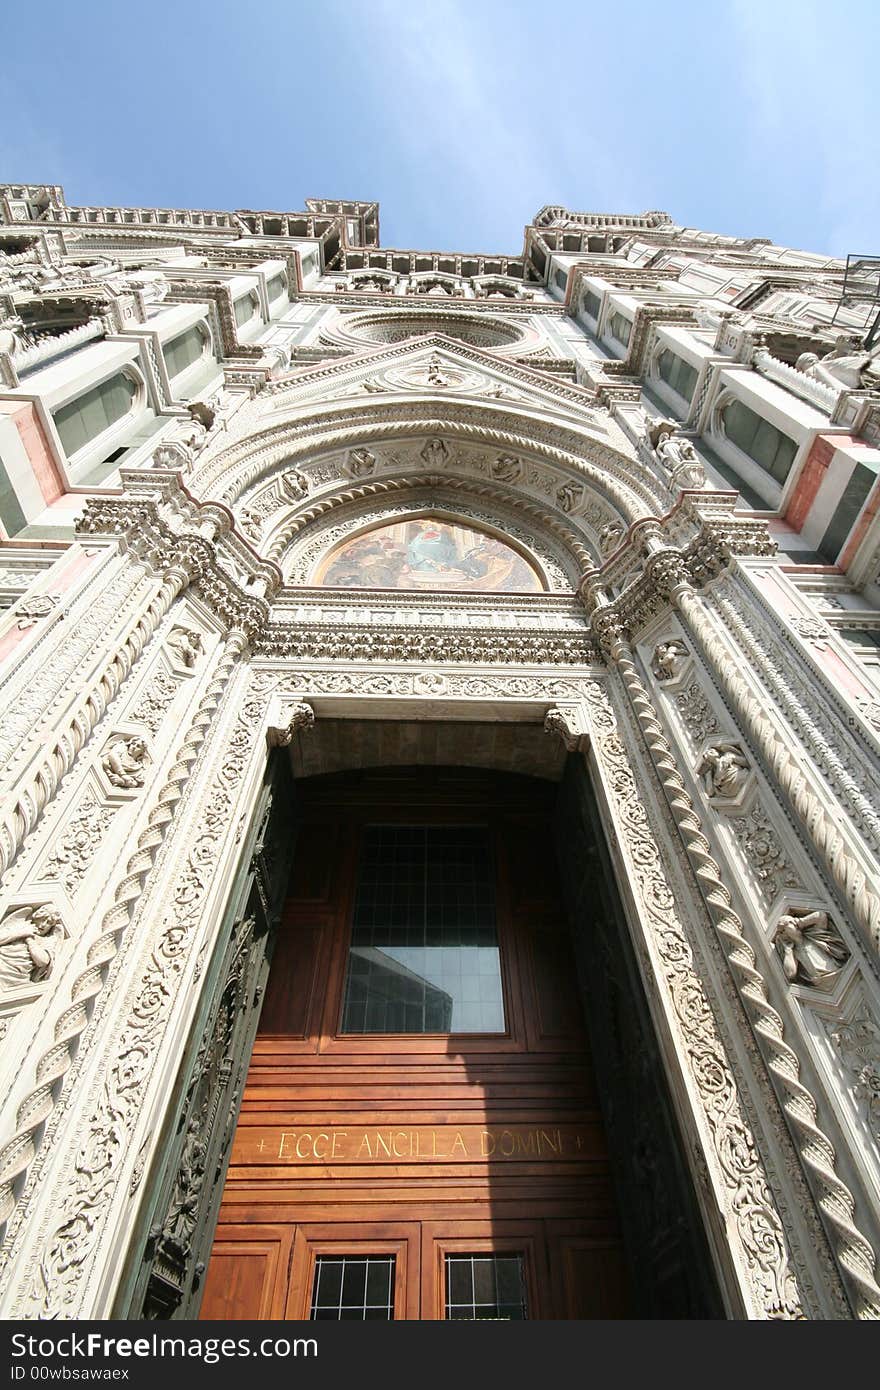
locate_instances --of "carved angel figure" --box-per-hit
[0,905,63,992]
[167,627,203,668]
[281,467,309,499]
[102,735,149,789]
[651,640,689,682]
[598,522,624,557]
[697,742,750,800]
[773,908,849,991]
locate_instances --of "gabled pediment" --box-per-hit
[256,332,603,428]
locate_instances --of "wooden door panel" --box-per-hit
[286,1224,420,1320]
[203,770,631,1320]
[199,1225,292,1320]
[548,1232,630,1319]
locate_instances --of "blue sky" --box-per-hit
[3,0,877,258]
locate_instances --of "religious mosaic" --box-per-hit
[313,516,544,593]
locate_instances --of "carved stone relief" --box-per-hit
[166,628,203,671]
[728,806,801,908]
[830,1002,880,1148]
[651,639,690,683]
[696,741,753,807]
[100,735,150,791]
[0,904,65,995]
[41,791,117,898]
[772,907,850,993]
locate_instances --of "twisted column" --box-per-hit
[667,564,880,958]
[0,567,189,883]
[713,586,880,855]
[0,631,247,1230]
[586,582,880,1318]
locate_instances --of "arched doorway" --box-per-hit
[191,754,720,1320]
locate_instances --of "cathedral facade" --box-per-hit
[0,185,879,1320]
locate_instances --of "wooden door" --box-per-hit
[201,768,631,1320]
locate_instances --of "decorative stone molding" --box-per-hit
[22,671,273,1317]
[0,633,247,1231]
[830,1003,880,1148]
[11,595,61,630]
[587,607,880,1317]
[266,702,315,748]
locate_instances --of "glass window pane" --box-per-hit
[234,294,256,326]
[310,1256,395,1320]
[163,326,204,378]
[721,400,796,482]
[53,373,135,456]
[340,826,505,1035]
[658,349,697,402]
[607,311,631,346]
[444,1254,527,1320]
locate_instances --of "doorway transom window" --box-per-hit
[340,824,505,1034]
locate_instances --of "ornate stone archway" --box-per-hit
[0,337,878,1321]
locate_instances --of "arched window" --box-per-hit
[267,273,287,302]
[720,399,798,483]
[163,325,207,378]
[656,349,698,403]
[606,311,631,347]
[233,292,258,328]
[52,372,136,456]
[581,289,601,321]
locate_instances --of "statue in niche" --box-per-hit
[647,418,706,488]
[164,1116,208,1249]
[0,905,64,992]
[697,742,751,800]
[773,908,849,991]
[167,627,203,668]
[102,735,150,790]
[795,337,880,393]
[651,639,689,681]
[598,522,624,557]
